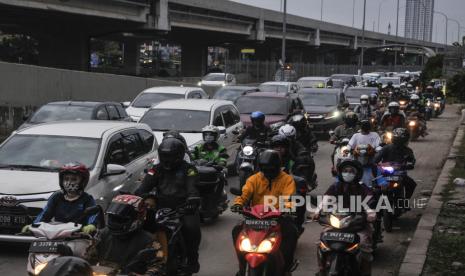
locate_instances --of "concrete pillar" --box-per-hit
[38,32,89,71]
[181,43,207,77]
[122,41,141,76]
[255,11,265,41]
[153,0,170,31]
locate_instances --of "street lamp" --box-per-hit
[448,18,461,44]
[434,11,448,46]
[377,0,387,32]
[320,0,324,21]
[360,0,367,73]
[281,0,287,80]
[352,0,356,27]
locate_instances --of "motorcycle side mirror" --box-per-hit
[217,126,226,135]
[232,129,239,135]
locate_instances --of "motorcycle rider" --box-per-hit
[379,102,407,131]
[312,160,376,276]
[88,195,163,275]
[238,111,271,144]
[385,81,395,92]
[192,125,229,167]
[405,94,428,135]
[278,124,307,159]
[135,137,202,274]
[163,130,192,161]
[231,150,298,274]
[330,112,359,173]
[374,128,417,199]
[354,94,372,121]
[22,163,97,234]
[287,113,318,154]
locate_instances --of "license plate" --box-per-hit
[385,176,400,181]
[322,232,355,243]
[245,219,277,229]
[29,241,66,253]
[0,214,27,228]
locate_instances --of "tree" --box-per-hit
[420,54,443,85]
[448,71,465,101]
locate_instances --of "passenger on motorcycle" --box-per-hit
[278,124,308,159]
[238,111,271,144]
[135,138,202,274]
[287,113,318,154]
[374,128,417,199]
[379,102,406,131]
[23,163,97,234]
[330,111,359,143]
[88,195,163,275]
[231,150,298,274]
[354,94,372,121]
[312,160,376,276]
[192,125,229,167]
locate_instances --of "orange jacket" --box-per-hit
[234,171,296,208]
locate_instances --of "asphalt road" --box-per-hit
[0,106,459,276]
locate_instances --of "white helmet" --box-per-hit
[201,125,219,143]
[360,94,369,105]
[410,94,420,101]
[388,101,400,108]
[278,124,296,139]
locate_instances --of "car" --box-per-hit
[235,92,304,131]
[125,86,208,122]
[330,74,357,86]
[345,87,379,109]
[213,86,257,102]
[19,101,130,129]
[377,77,401,88]
[139,99,243,166]
[258,81,299,93]
[297,77,330,88]
[0,121,157,241]
[299,88,346,133]
[354,75,363,86]
[198,73,237,97]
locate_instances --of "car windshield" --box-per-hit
[258,84,288,93]
[345,89,372,99]
[235,97,288,115]
[132,93,183,108]
[299,93,338,106]
[29,105,94,123]
[331,75,352,82]
[298,80,325,88]
[203,74,225,81]
[0,135,100,170]
[378,78,401,85]
[140,109,210,132]
[213,88,248,101]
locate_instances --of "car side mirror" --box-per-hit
[328,130,335,136]
[232,129,239,135]
[226,75,233,82]
[121,101,131,108]
[217,126,226,135]
[104,164,126,176]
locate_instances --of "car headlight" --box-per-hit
[330,214,341,229]
[197,81,202,86]
[409,121,416,127]
[325,110,341,120]
[34,262,48,275]
[222,82,226,86]
[243,146,254,156]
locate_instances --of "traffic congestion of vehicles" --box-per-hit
[0,68,448,276]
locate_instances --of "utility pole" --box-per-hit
[352,0,356,27]
[320,0,323,21]
[395,0,399,36]
[360,0,367,73]
[281,0,287,80]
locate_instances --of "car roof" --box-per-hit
[217,85,256,90]
[300,88,341,94]
[141,86,200,94]
[205,73,227,76]
[45,101,113,107]
[260,82,293,86]
[151,99,232,111]
[331,74,353,77]
[16,121,145,138]
[298,77,328,81]
[242,92,288,98]
[379,77,400,80]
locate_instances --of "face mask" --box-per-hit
[361,100,368,105]
[62,176,82,198]
[204,134,215,143]
[341,172,356,183]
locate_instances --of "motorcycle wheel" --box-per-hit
[245,263,267,276]
[383,210,393,233]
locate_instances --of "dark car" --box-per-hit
[20,101,130,129]
[299,88,346,133]
[345,87,379,109]
[212,86,257,102]
[235,92,304,130]
[330,74,357,86]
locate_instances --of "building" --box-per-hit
[404,0,434,41]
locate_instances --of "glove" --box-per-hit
[21,224,31,233]
[230,204,242,213]
[82,224,97,235]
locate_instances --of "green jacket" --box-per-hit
[192,143,229,167]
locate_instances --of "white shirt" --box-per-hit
[348,132,381,150]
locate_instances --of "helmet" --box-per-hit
[360,94,369,105]
[392,128,410,145]
[278,124,297,139]
[288,114,307,131]
[163,130,188,149]
[106,195,146,236]
[426,85,434,92]
[407,84,413,89]
[337,159,363,184]
[201,125,220,143]
[258,150,282,180]
[369,93,378,104]
[158,137,185,170]
[387,81,393,86]
[250,111,265,127]
[58,163,90,197]
[410,94,420,103]
[271,134,290,148]
[344,111,358,127]
[38,256,92,276]
[388,101,400,114]
[360,119,371,132]
[292,153,315,180]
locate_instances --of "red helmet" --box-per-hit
[106,195,146,236]
[58,162,90,192]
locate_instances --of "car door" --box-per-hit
[211,107,226,146]
[222,106,243,157]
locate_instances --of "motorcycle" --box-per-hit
[424,100,433,121]
[234,138,262,195]
[353,144,377,188]
[317,212,367,276]
[331,137,352,176]
[406,115,426,140]
[233,204,295,276]
[432,98,442,117]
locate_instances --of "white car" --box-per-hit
[297,77,330,88]
[377,77,401,88]
[125,86,209,121]
[198,73,237,97]
[0,121,157,242]
[139,99,243,165]
[258,81,299,93]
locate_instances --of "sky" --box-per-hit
[230,0,465,45]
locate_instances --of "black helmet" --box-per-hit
[344,111,358,127]
[163,130,188,149]
[292,153,315,180]
[271,134,289,148]
[258,150,282,180]
[106,195,146,236]
[337,159,363,184]
[360,119,371,132]
[369,93,378,104]
[387,81,393,86]
[38,256,92,276]
[158,137,185,170]
[288,114,307,131]
[392,128,410,145]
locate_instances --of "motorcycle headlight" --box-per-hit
[399,101,406,105]
[257,238,275,253]
[382,166,394,174]
[330,214,341,229]
[434,103,440,108]
[34,262,48,275]
[325,110,341,120]
[240,237,253,252]
[222,82,226,87]
[427,102,431,107]
[242,146,254,156]
[409,121,416,127]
